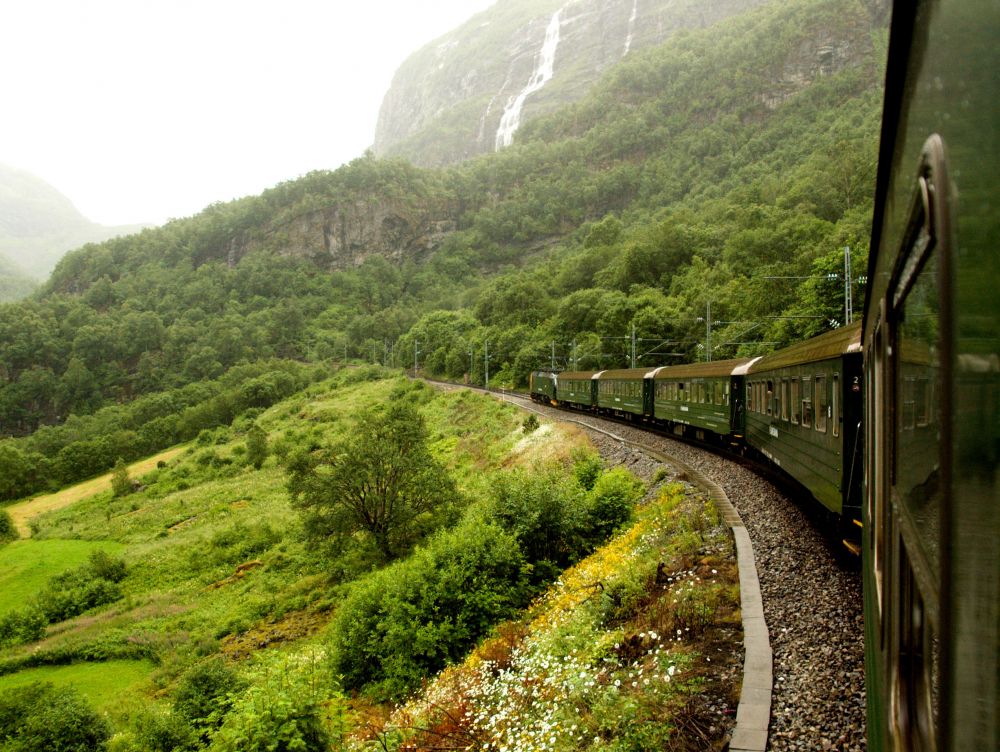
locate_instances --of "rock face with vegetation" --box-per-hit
[373,0,854,167]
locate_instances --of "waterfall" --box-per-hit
[494,6,565,150]
[623,0,638,56]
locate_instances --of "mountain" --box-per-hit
[0,163,144,285]
[0,252,36,303]
[373,0,778,167]
[0,0,885,451]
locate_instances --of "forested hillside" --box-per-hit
[0,0,885,501]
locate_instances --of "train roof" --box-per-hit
[556,370,604,380]
[595,367,647,381]
[646,357,753,380]
[746,322,862,374]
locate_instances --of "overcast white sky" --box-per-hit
[1,0,496,226]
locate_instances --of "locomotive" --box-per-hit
[531,1,998,747]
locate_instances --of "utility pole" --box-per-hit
[414,338,419,375]
[572,338,578,370]
[630,323,637,369]
[706,301,713,362]
[551,341,556,370]
[844,246,853,324]
[485,340,490,391]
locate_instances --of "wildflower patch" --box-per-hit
[365,482,742,751]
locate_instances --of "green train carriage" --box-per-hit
[862,0,1000,748]
[743,323,864,520]
[647,358,751,441]
[554,370,599,409]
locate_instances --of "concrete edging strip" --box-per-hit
[510,402,773,752]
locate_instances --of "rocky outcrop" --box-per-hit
[373,0,773,167]
[233,196,457,270]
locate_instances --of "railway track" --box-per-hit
[431,381,866,751]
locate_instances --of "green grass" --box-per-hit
[0,539,123,617]
[0,659,154,712]
[0,374,589,732]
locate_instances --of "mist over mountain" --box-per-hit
[0,163,145,288]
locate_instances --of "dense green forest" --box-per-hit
[0,0,885,501]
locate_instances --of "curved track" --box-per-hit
[440,383,866,751]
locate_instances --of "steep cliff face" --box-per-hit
[373,0,774,167]
[233,194,458,271]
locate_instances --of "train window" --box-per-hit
[890,542,940,750]
[765,381,773,415]
[832,374,840,438]
[801,377,812,427]
[894,243,942,576]
[815,376,827,433]
[791,379,800,424]
[781,379,789,421]
[916,379,930,427]
[746,383,753,412]
[902,377,916,430]
[724,381,730,406]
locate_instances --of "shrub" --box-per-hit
[521,414,540,434]
[245,425,268,470]
[0,508,16,543]
[0,607,46,647]
[571,447,603,491]
[111,458,132,497]
[173,656,247,742]
[208,652,344,752]
[329,518,530,699]
[584,467,644,542]
[0,682,110,752]
[33,550,128,624]
[487,468,587,582]
[115,707,198,752]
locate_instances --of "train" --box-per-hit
[862,1,998,750]
[531,2,999,748]
[530,320,865,537]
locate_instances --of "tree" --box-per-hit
[288,402,460,561]
[245,425,268,470]
[111,457,131,497]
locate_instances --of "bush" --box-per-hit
[114,707,198,752]
[33,550,128,624]
[173,656,247,742]
[0,607,46,647]
[329,517,530,699]
[245,425,268,470]
[487,468,587,583]
[584,467,644,541]
[208,653,344,752]
[111,458,132,497]
[521,414,540,434]
[571,447,603,491]
[0,682,110,752]
[0,508,16,544]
